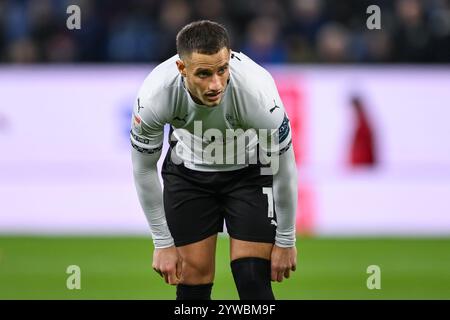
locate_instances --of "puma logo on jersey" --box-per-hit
[270,219,277,227]
[137,98,144,113]
[269,100,280,113]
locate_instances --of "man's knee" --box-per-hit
[176,259,215,300]
[176,235,217,284]
[231,257,275,300]
[175,235,217,299]
[180,258,215,284]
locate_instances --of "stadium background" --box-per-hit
[1,0,450,299]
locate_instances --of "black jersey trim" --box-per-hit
[130,130,150,145]
[130,139,163,154]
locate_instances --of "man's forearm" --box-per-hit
[132,149,174,248]
[272,146,298,247]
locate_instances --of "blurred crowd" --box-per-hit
[0,0,449,64]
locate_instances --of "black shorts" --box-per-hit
[161,149,277,247]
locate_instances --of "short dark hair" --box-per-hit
[176,20,230,59]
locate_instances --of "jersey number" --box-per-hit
[262,187,274,218]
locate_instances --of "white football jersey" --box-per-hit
[130,51,292,171]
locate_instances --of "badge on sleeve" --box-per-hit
[133,114,142,134]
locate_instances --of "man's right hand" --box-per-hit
[152,246,183,285]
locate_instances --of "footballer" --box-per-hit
[131,20,297,300]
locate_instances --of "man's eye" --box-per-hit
[218,67,228,74]
[198,72,210,78]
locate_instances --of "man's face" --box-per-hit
[177,47,230,107]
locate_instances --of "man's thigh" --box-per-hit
[230,238,273,261]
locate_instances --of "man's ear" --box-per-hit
[176,60,186,77]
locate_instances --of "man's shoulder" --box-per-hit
[133,55,180,124]
[228,52,286,129]
[139,55,181,100]
[229,52,278,106]
[230,51,273,84]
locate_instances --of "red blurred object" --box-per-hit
[349,96,377,166]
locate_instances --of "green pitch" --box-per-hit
[0,236,449,299]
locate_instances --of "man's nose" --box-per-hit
[209,74,222,92]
